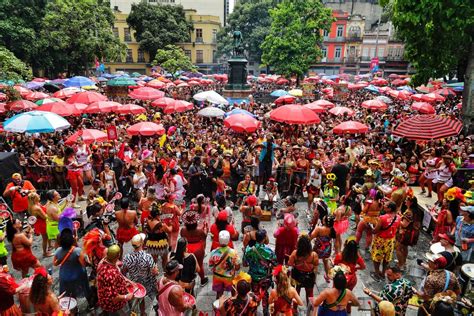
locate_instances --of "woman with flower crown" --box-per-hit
[268,265,303,316]
[322,174,340,214]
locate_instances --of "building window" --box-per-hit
[370,47,376,57]
[348,26,361,38]
[196,50,203,63]
[137,49,145,62]
[113,27,119,38]
[126,49,133,63]
[212,29,217,43]
[335,47,342,59]
[212,50,217,63]
[362,47,369,57]
[124,28,131,42]
[322,47,327,58]
[185,50,191,60]
[336,25,344,37]
[377,47,385,57]
[323,29,329,37]
[196,29,203,42]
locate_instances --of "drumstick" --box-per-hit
[67,294,71,311]
[367,300,375,315]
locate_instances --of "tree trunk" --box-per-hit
[462,42,474,135]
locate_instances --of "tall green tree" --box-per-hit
[380,0,474,131]
[260,0,333,81]
[152,45,196,79]
[217,0,277,64]
[39,0,126,76]
[127,2,192,60]
[0,46,32,82]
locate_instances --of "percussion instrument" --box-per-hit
[183,292,196,306]
[213,299,221,314]
[357,297,372,311]
[27,216,37,226]
[460,263,474,296]
[127,282,147,299]
[59,297,77,315]
[430,242,460,254]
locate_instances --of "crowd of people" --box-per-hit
[0,74,473,316]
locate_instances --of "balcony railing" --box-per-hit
[386,55,404,61]
[360,56,386,62]
[325,57,343,63]
[195,37,203,43]
[346,35,362,41]
[344,57,360,63]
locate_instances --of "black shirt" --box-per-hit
[331,163,350,194]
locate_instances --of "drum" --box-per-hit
[357,297,372,311]
[59,297,77,315]
[460,263,474,296]
[127,282,147,299]
[183,292,195,306]
[213,299,221,314]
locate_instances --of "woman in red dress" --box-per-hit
[27,192,52,257]
[6,218,41,277]
[432,198,454,242]
[161,194,182,250]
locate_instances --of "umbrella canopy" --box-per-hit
[361,99,388,111]
[270,90,289,97]
[126,122,165,136]
[391,78,408,86]
[116,104,146,115]
[106,77,136,87]
[193,91,229,105]
[65,129,108,145]
[163,100,194,114]
[388,89,411,100]
[411,102,436,114]
[197,106,225,118]
[7,100,38,112]
[13,86,32,97]
[392,115,462,140]
[434,88,456,97]
[274,95,296,105]
[288,89,303,97]
[312,100,335,109]
[422,93,445,103]
[146,79,166,89]
[36,101,83,116]
[0,103,6,114]
[0,93,6,101]
[276,78,289,85]
[224,114,261,133]
[410,93,424,102]
[3,111,71,133]
[303,102,326,113]
[269,104,320,125]
[67,91,107,104]
[53,87,84,99]
[151,97,176,108]
[224,108,256,118]
[329,106,355,116]
[177,82,189,88]
[397,86,416,93]
[370,78,388,86]
[25,82,44,90]
[64,76,95,88]
[376,96,392,104]
[333,121,369,134]
[364,85,380,93]
[35,98,62,105]
[25,92,50,101]
[84,101,121,114]
[129,87,165,100]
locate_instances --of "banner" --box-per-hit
[106,125,118,140]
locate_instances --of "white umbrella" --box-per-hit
[193,90,229,105]
[197,106,226,118]
[376,95,393,104]
[3,111,71,133]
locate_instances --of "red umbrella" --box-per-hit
[188,80,201,86]
[174,79,184,85]
[0,93,6,101]
[67,91,107,104]
[303,102,326,113]
[224,114,261,133]
[411,93,424,102]
[36,101,83,116]
[163,100,194,114]
[13,86,31,97]
[7,100,38,112]
[53,88,83,99]
[370,78,388,86]
[274,95,296,105]
[391,79,408,86]
[128,87,165,100]
[361,99,388,111]
[305,76,320,82]
[313,99,335,109]
[392,115,462,140]
[329,106,355,116]
[177,82,189,88]
[152,97,176,108]
[411,102,435,114]
[416,85,434,94]
[388,89,411,100]
[333,121,369,134]
[0,103,6,114]
[116,104,146,115]
[25,91,49,101]
[422,93,445,103]
[84,101,121,113]
[269,104,320,125]
[388,74,399,79]
[434,88,456,97]
[321,88,334,99]
[127,122,165,136]
[146,80,166,89]
[65,129,108,145]
[276,78,289,85]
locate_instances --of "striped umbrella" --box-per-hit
[434,88,456,97]
[392,115,463,140]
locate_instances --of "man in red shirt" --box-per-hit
[370,201,401,280]
[2,173,35,215]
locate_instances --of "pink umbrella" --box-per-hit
[422,93,445,103]
[116,104,146,115]
[146,80,166,89]
[224,114,261,133]
[305,76,320,82]
[274,95,296,105]
[269,104,320,125]
[7,100,38,112]
[129,87,165,100]
[13,86,31,98]
[25,91,50,101]
[0,103,7,114]
[188,80,201,86]
[411,93,424,102]
[151,97,176,108]
[312,99,335,109]
[67,91,107,105]
[177,82,190,88]
[370,78,388,86]
[53,88,83,99]
[83,101,121,113]
[36,101,83,116]
[411,102,435,114]
[388,90,411,100]
[361,99,388,111]
[0,93,6,101]
[65,129,108,145]
[127,122,165,136]
[391,79,408,86]
[163,100,194,114]
[329,106,355,116]
[276,78,289,85]
[333,121,369,134]
[303,102,326,113]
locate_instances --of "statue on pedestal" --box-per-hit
[232,30,245,57]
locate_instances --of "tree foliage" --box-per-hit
[381,0,473,87]
[127,2,192,60]
[217,0,276,63]
[261,0,333,79]
[39,0,126,76]
[152,45,196,78]
[0,46,32,82]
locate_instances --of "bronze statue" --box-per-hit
[232,30,244,56]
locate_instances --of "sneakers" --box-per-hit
[200,277,209,287]
[78,195,87,201]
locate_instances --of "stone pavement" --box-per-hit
[4,186,438,315]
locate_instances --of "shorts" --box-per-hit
[433,177,453,187]
[371,236,395,263]
[212,274,233,292]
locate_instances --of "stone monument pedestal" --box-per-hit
[223,56,252,99]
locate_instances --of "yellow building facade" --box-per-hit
[105,10,221,75]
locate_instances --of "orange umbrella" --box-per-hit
[36,101,83,116]
[67,91,107,104]
[274,95,296,105]
[269,104,320,125]
[151,97,176,108]
[422,93,445,103]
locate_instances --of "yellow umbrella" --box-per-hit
[289,89,303,97]
[82,85,98,90]
[135,114,147,121]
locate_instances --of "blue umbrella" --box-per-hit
[64,76,95,88]
[364,85,380,93]
[51,79,66,85]
[225,108,256,118]
[3,111,71,133]
[397,86,416,93]
[103,73,116,79]
[25,82,44,90]
[270,89,289,97]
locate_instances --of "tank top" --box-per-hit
[76,145,89,164]
[157,278,183,316]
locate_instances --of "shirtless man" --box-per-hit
[115,198,138,254]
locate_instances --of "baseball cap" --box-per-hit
[131,233,146,247]
[165,259,183,274]
[218,230,230,246]
[217,210,228,222]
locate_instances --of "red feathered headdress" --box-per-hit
[83,228,106,258]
